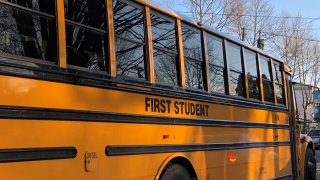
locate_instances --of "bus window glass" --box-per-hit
[227,42,244,97]
[5,0,55,14]
[273,62,283,84]
[209,65,225,94]
[65,0,106,30]
[273,61,285,105]
[151,11,178,86]
[113,0,144,42]
[182,24,204,90]
[227,42,242,72]
[276,84,285,104]
[260,56,271,80]
[114,0,146,79]
[229,71,244,97]
[65,0,108,71]
[244,49,259,100]
[153,49,178,85]
[181,24,202,59]
[206,34,225,94]
[66,25,107,71]
[0,3,57,62]
[260,55,274,103]
[207,35,224,66]
[151,13,177,51]
[245,50,258,76]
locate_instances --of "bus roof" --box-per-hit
[137,0,284,64]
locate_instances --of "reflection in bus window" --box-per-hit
[227,42,244,97]
[260,55,274,103]
[206,34,225,94]
[65,0,108,71]
[65,0,106,30]
[244,49,260,100]
[0,3,57,62]
[229,71,244,97]
[113,0,146,79]
[66,25,107,71]
[182,24,204,90]
[151,11,178,86]
[7,0,55,14]
[273,61,285,104]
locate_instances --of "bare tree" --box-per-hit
[180,0,245,30]
[224,0,276,46]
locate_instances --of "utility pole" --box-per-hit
[241,27,246,41]
[257,30,264,50]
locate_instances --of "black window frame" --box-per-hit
[244,48,260,100]
[150,9,180,87]
[273,60,286,105]
[260,55,275,103]
[113,0,149,82]
[0,1,58,65]
[226,41,245,97]
[206,33,226,95]
[181,22,205,91]
[64,0,109,74]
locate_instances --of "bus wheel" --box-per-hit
[304,148,316,180]
[160,163,192,180]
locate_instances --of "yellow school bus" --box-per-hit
[0,0,316,179]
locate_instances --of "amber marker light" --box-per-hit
[229,153,237,162]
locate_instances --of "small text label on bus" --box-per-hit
[145,97,209,117]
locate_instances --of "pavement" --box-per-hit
[316,150,320,179]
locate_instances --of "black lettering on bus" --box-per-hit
[179,102,184,114]
[196,104,200,116]
[166,100,171,113]
[185,102,190,115]
[205,105,209,116]
[190,103,195,115]
[160,99,166,113]
[151,98,154,112]
[154,98,160,112]
[145,97,151,112]
[174,101,179,114]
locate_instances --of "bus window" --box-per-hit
[260,55,274,103]
[113,0,146,79]
[273,61,285,105]
[244,49,260,100]
[206,34,225,94]
[181,23,204,90]
[65,0,108,72]
[0,0,57,62]
[227,42,244,97]
[150,10,179,86]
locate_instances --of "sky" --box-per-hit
[154,0,320,39]
[269,0,320,35]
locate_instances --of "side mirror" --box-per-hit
[313,90,320,122]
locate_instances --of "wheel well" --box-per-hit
[161,157,197,180]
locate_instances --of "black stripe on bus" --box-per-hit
[0,147,77,163]
[0,105,289,129]
[105,141,290,156]
[0,59,288,113]
[270,174,292,180]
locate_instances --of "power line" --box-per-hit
[176,11,320,21]
[245,29,320,43]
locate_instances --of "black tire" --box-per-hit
[304,148,316,180]
[160,163,193,180]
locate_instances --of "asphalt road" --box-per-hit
[316,150,320,179]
